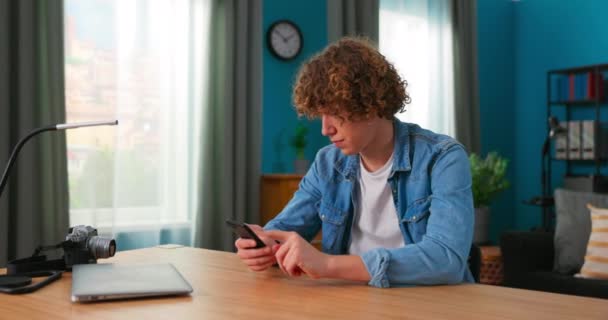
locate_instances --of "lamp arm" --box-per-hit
[541,135,551,199]
[0,120,118,199]
[0,126,57,198]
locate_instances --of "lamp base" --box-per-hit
[523,196,554,207]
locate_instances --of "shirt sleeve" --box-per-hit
[263,154,323,242]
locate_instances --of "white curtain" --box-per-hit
[64,0,211,250]
[379,0,454,137]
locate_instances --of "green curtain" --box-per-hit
[452,0,481,153]
[327,0,379,43]
[193,0,262,251]
[0,0,69,267]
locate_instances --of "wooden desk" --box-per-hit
[1,246,607,319]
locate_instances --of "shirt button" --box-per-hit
[412,216,417,220]
[321,214,325,220]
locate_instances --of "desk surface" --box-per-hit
[1,246,607,320]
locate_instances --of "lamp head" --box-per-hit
[548,116,567,138]
[56,120,118,130]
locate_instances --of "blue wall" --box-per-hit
[477,0,516,243]
[513,0,608,230]
[262,0,329,173]
[479,0,608,235]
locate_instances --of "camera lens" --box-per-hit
[87,236,117,259]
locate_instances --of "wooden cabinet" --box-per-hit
[260,174,303,224]
[260,174,321,249]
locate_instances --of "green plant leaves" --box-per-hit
[290,123,308,159]
[469,152,510,208]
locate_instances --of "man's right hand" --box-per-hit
[234,224,280,271]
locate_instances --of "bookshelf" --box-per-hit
[535,63,608,228]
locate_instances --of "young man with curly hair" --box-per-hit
[235,37,474,288]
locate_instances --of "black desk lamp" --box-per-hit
[0,120,118,197]
[0,120,117,294]
[527,116,567,230]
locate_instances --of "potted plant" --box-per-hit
[469,152,510,244]
[290,123,309,174]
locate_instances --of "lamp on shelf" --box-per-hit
[525,116,567,230]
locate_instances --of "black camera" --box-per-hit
[62,225,116,269]
[2,225,117,294]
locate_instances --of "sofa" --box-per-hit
[500,188,608,299]
[500,230,608,299]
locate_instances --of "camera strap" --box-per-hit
[0,270,63,294]
[6,255,66,275]
[1,256,65,294]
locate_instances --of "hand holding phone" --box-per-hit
[225,220,266,249]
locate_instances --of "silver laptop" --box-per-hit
[71,263,193,302]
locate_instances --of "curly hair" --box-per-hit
[293,37,410,121]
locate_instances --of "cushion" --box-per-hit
[553,189,608,274]
[577,204,608,279]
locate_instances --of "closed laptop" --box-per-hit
[71,263,193,302]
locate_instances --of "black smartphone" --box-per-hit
[225,220,266,248]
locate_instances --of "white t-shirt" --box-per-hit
[348,153,405,256]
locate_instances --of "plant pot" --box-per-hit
[294,159,310,175]
[473,206,490,245]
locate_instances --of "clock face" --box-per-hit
[267,20,302,60]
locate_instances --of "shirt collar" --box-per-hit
[391,118,412,173]
[334,118,412,180]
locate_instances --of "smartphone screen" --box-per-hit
[225,220,266,248]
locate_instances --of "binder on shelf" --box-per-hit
[561,75,569,101]
[568,121,581,159]
[582,120,597,160]
[576,74,585,100]
[569,74,575,101]
[587,72,596,100]
[586,72,593,99]
[555,121,568,159]
[551,75,560,102]
[585,71,605,100]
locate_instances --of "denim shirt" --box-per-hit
[264,119,475,288]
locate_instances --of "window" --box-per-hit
[64,0,210,235]
[379,0,455,136]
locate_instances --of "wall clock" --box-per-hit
[267,20,303,61]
